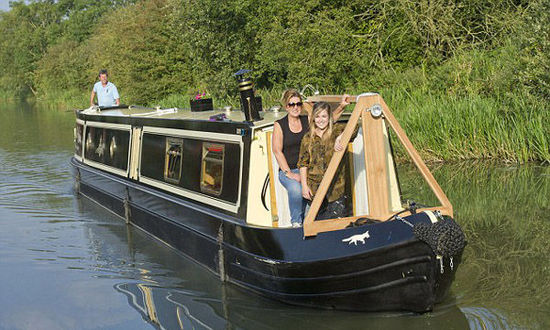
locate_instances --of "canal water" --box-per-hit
[0,101,548,330]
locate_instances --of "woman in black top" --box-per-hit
[273,89,349,227]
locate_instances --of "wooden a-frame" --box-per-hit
[303,94,453,237]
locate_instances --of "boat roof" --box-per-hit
[79,105,292,130]
[78,97,349,130]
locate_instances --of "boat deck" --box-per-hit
[80,105,290,129]
[80,97,350,129]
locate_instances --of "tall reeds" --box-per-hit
[385,89,549,163]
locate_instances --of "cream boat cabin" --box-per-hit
[72,92,465,312]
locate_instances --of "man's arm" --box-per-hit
[113,85,120,106]
[90,89,96,106]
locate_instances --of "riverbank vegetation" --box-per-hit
[0,0,548,162]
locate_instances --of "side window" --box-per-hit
[105,130,130,170]
[74,123,83,157]
[164,138,183,184]
[85,126,101,160]
[200,143,224,196]
[140,134,239,203]
[84,126,130,171]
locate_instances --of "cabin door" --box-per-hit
[266,130,292,227]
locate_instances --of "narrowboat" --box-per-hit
[71,76,466,313]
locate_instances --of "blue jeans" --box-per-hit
[278,168,305,225]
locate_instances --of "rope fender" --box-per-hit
[413,217,467,258]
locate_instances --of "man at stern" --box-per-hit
[90,69,120,107]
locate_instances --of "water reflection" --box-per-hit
[462,307,513,330]
[114,281,474,330]
[398,162,550,329]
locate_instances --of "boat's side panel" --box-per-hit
[129,198,221,272]
[139,132,242,211]
[77,113,254,220]
[78,164,128,217]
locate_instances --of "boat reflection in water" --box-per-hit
[116,281,512,329]
[114,283,226,329]
[114,281,475,329]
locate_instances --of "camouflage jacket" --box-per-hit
[297,123,358,202]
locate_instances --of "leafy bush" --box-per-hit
[34,40,93,101]
[515,0,550,99]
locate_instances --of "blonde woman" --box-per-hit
[273,91,348,226]
[297,101,356,220]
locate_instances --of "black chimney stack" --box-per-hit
[234,69,262,122]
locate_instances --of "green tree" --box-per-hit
[56,0,137,42]
[0,1,64,97]
[86,0,193,104]
[34,39,93,102]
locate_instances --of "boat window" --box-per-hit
[200,143,224,196]
[85,126,98,159]
[74,123,83,157]
[140,134,240,204]
[164,138,183,184]
[84,126,130,171]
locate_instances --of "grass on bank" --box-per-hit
[383,89,549,164]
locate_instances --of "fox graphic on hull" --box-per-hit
[342,231,370,245]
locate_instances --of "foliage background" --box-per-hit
[0,0,548,162]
